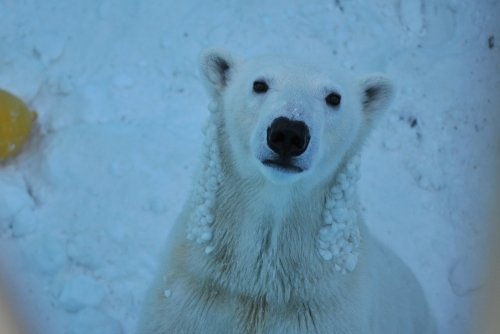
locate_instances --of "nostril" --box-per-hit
[291,136,304,149]
[271,132,285,144]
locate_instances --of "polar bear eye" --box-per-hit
[325,92,341,107]
[253,80,269,94]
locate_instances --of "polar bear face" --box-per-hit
[202,50,393,187]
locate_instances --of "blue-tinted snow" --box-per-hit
[0,0,499,333]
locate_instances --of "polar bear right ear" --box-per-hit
[359,75,394,124]
[201,49,236,97]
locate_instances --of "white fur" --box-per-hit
[137,50,436,334]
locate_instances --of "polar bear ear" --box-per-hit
[360,75,394,122]
[201,49,236,97]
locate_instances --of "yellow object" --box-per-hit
[0,89,37,161]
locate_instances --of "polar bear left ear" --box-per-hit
[360,75,394,123]
[201,49,236,97]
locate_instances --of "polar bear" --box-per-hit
[137,50,436,334]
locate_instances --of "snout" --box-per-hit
[260,117,311,174]
[266,117,310,159]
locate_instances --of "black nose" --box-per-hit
[267,117,310,158]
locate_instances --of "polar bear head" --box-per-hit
[201,50,393,187]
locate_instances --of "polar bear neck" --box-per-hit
[186,108,361,274]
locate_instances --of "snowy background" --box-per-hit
[0,0,499,333]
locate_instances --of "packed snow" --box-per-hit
[317,155,360,273]
[0,0,498,333]
[185,111,223,252]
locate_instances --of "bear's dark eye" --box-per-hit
[325,92,341,107]
[253,80,269,93]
